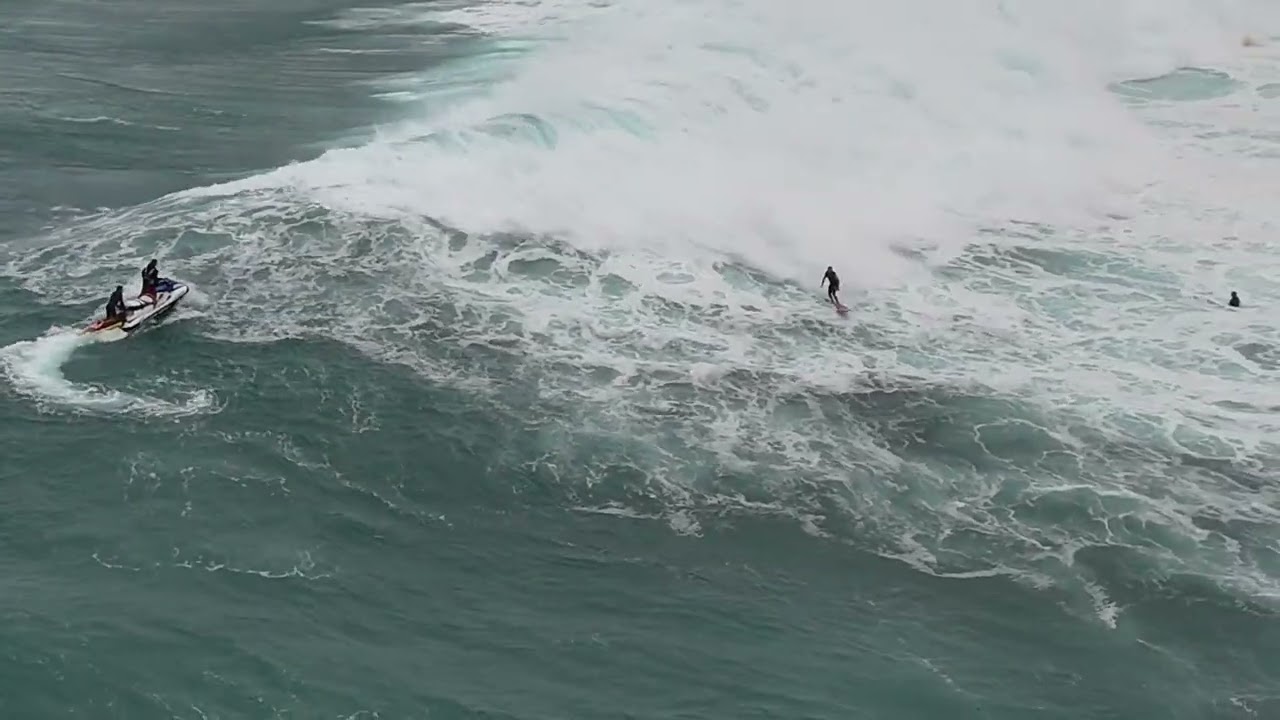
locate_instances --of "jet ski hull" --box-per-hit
[84,279,189,335]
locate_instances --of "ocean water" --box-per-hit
[2,0,1280,717]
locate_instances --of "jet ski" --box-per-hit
[83,278,190,335]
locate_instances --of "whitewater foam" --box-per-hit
[197,0,1228,283]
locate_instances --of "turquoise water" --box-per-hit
[3,1,1280,718]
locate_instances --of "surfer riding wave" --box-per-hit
[821,266,841,307]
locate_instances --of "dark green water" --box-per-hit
[3,1,1279,718]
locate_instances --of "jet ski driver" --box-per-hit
[140,259,160,300]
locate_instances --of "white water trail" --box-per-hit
[1,328,215,417]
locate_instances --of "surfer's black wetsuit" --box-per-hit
[1229,291,1240,307]
[822,267,840,305]
[141,260,159,296]
[105,286,126,321]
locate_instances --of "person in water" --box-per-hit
[1229,291,1240,307]
[140,259,159,298]
[821,266,841,306]
[105,285,127,323]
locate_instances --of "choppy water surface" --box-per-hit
[2,1,1280,718]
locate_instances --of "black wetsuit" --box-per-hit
[822,268,840,304]
[105,288,126,320]
[141,263,159,295]
[1228,292,1240,308]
